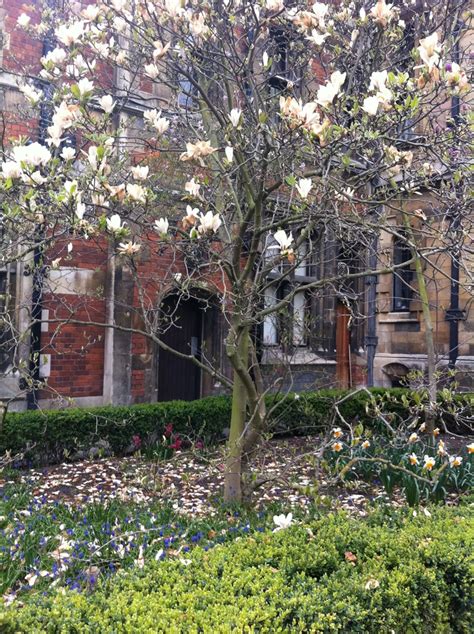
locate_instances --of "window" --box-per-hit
[0,266,16,374]
[262,236,313,351]
[392,237,413,311]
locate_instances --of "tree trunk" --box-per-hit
[224,330,249,502]
[403,215,437,434]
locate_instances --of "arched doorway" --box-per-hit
[157,296,203,401]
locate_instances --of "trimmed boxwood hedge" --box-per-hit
[1,506,472,632]
[2,389,472,465]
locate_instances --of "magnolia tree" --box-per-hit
[1,0,473,501]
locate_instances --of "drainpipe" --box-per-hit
[26,24,55,409]
[365,202,382,388]
[446,20,464,372]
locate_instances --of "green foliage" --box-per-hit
[2,389,472,465]
[1,506,472,633]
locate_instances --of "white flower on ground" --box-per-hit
[295,178,312,199]
[273,229,293,253]
[408,433,419,443]
[228,108,242,128]
[198,211,222,234]
[17,13,31,27]
[273,512,293,532]
[60,147,76,161]
[118,241,141,256]
[362,440,370,449]
[55,21,85,47]
[154,218,169,235]
[365,578,380,590]
[409,453,418,465]
[225,146,234,163]
[185,178,201,197]
[126,183,146,203]
[99,95,116,114]
[332,427,343,439]
[423,455,435,471]
[76,78,94,97]
[369,0,395,27]
[131,165,149,181]
[106,213,124,233]
[13,143,51,167]
[179,558,192,566]
[316,71,346,108]
[449,456,462,468]
[144,63,159,79]
[1,161,23,179]
[332,442,343,452]
[180,140,217,162]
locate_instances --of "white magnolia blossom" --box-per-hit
[106,213,125,233]
[17,13,31,27]
[198,211,222,234]
[273,229,293,252]
[180,140,217,162]
[266,0,284,11]
[369,0,395,27]
[77,78,94,97]
[445,62,469,92]
[131,165,149,181]
[26,171,47,185]
[19,83,43,105]
[362,95,381,116]
[1,161,23,179]
[144,63,159,79]
[64,180,80,200]
[295,178,312,199]
[41,47,67,66]
[185,178,201,197]
[75,202,86,220]
[183,205,200,226]
[163,0,185,17]
[307,29,329,46]
[273,513,293,532]
[228,108,242,128]
[418,33,441,73]
[55,21,85,46]
[316,71,346,108]
[12,143,51,167]
[126,183,147,203]
[368,70,392,104]
[225,146,234,163]
[99,95,116,114]
[82,4,101,21]
[143,109,170,134]
[154,217,169,235]
[118,241,141,256]
[153,41,171,60]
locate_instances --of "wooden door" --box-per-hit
[158,297,202,401]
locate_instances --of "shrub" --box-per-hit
[1,389,472,465]
[1,506,472,633]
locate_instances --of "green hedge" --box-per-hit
[2,389,472,464]
[1,507,472,632]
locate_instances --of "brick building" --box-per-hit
[0,1,472,411]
